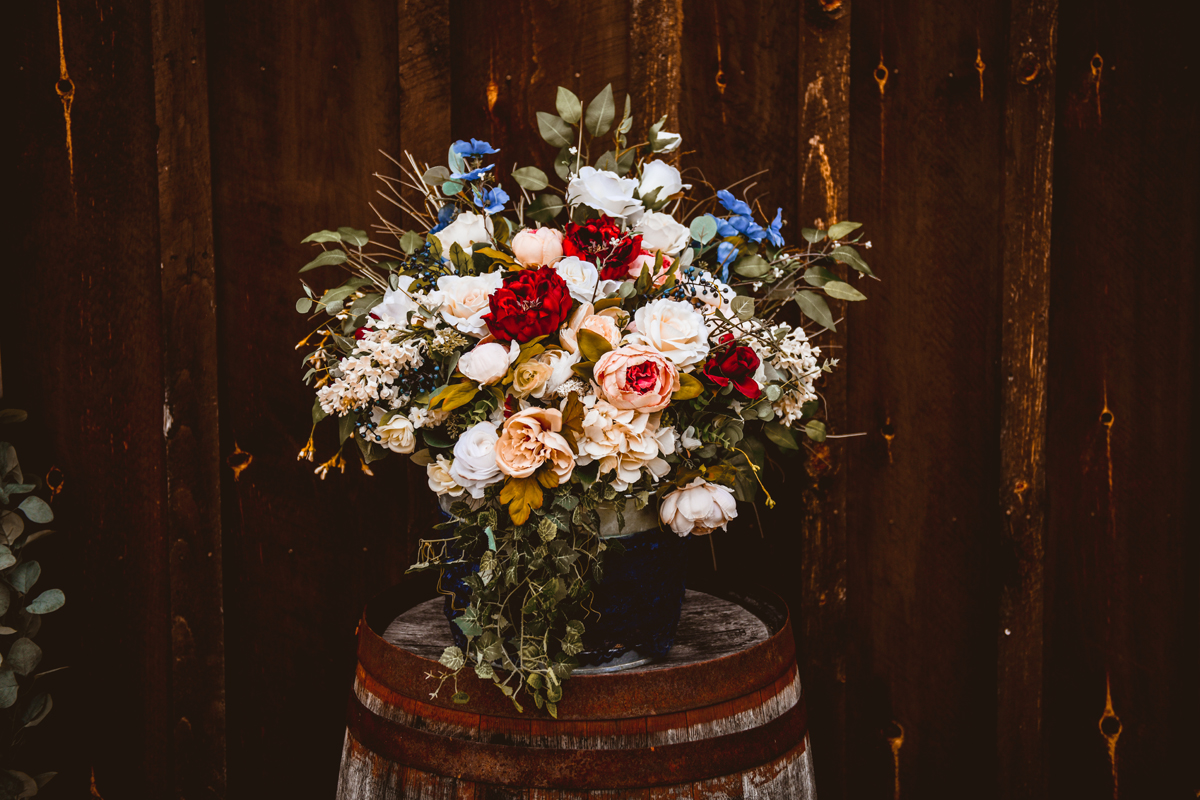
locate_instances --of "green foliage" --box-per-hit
[0,413,63,797]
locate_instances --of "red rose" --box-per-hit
[483,266,573,342]
[702,335,762,399]
[563,216,644,281]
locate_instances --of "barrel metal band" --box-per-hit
[345,691,808,789]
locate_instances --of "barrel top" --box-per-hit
[356,580,795,720]
[384,590,769,671]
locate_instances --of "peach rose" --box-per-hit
[495,408,575,483]
[593,344,680,413]
[511,227,564,267]
[579,314,622,347]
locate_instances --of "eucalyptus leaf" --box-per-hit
[805,419,828,442]
[733,255,772,279]
[7,638,42,676]
[8,560,39,594]
[17,497,52,525]
[442,180,465,196]
[827,221,862,240]
[511,166,549,191]
[764,422,800,451]
[731,295,755,321]
[299,248,348,273]
[336,227,369,247]
[0,545,14,570]
[801,227,826,244]
[422,165,451,186]
[526,194,566,224]
[399,230,425,254]
[26,588,65,615]
[301,230,341,244]
[22,693,52,728]
[555,86,582,124]
[584,84,616,137]
[690,215,718,245]
[0,670,16,710]
[295,297,313,314]
[0,410,28,426]
[794,291,837,331]
[536,112,574,148]
[823,280,867,301]
[594,150,618,174]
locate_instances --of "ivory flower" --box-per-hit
[566,167,643,221]
[375,414,416,454]
[626,298,711,367]
[372,275,424,329]
[638,160,689,202]
[449,421,503,498]
[575,401,676,491]
[660,478,738,536]
[459,340,517,385]
[495,408,575,483]
[433,211,493,260]
[511,359,554,398]
[634,211,691,257]
[426,455,464,497]
[529,348,581,399]
[511,227,564,267]
[434,271,504,337]
[554,256,601,304]
[593,344,679,413]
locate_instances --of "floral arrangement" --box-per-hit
[295,84,874,714]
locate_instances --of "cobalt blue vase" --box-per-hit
[441,503,687,671]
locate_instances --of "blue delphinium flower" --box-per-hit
[717,241,739,281]
[717,189,752,217]
[473,186,509,215]
[713,215,738,238]
[728,214,766,243]
[452,138,500,156]
[766,208,785,248]
[429,203,456,234]
[451,164,494,182]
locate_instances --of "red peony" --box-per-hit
[703,335,762,399]
[483,266,573,343]
[563,216,644,281]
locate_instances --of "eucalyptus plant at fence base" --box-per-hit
[293,83,874,715]
[0,410,66,799]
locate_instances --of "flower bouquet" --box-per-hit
[295,84,874,714]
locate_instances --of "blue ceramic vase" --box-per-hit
[441,505,687,671]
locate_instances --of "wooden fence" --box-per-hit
[8,0,1197,797]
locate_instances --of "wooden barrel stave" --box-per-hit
[337,587,816,799]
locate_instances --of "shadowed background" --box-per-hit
[7,0,1198,798]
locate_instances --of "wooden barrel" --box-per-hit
[337,579,815,799]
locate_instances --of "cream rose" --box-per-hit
[449,421,503,498]
[511,359,554,398]
[433,211,493,260]
[458,340,517,385]
[554,255,601,304]
[593,344,679,413]
[626,298,710,367]
[566,166,643,221]
[433,271,503,337]
[374,413,416,454]
[638,160,689,203]
[426,455,464,497]
[511,227,564,267]
[634,211,691,257]
[660,478,738,536]
[495,408,575,483]
[575,401,676,491]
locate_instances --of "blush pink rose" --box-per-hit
[495,407,575,483]
[628,252,674,287]
[511,227,565,268]
[593,344,680,413]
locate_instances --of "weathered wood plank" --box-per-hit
[1045,0,1200,797]
[150,0,227,795]
[996,1,1057,798]
[629,0,684,126]
[796,3,852,798]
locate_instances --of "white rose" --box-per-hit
[567,166,644,221]
[531,348,581,399]
[626,298,711,367]
[458,340,518,385]
[426,455,464,497]
[376,414,416,454]
[433,211,493,260]
[660,478,738,536]
[434,271,503,337]
[511,227,564,267]
[554,256,601,304]
[372,275,423,328]
[634,211,691,257]
[448,421,503,498]
[638,160,689,202]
